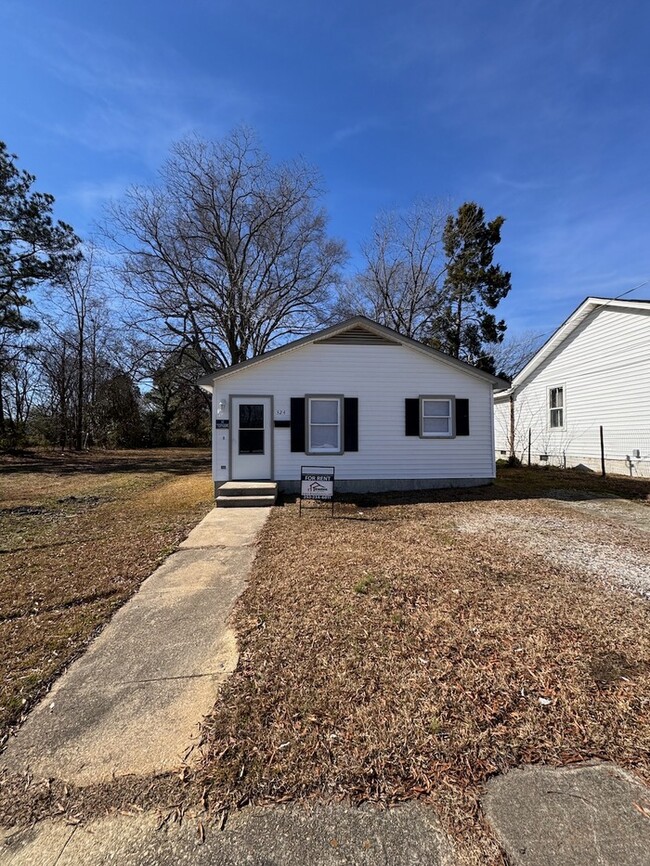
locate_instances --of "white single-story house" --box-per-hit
[198,316,508,495]
[494,296,650,476]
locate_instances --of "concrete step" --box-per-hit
[216,495,277,508]
[218,482,278,498]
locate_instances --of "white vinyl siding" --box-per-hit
[494,306,650,473]
[212,342,495,482]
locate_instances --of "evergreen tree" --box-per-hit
[432,202,511,372]
[0,141,80,335]
[144,349,210,446]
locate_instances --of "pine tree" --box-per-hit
[432,202,511,372]
[0,141,80,335]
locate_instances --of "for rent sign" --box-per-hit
[300,465,335,514]
[301,472,334,500]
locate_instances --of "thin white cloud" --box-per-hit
[9,9,255,165]
[330,120,378,145]
[488,173,552,193]
[357,0,627,144]
[61,178,131,212]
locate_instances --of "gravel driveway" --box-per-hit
[457,491,650,600]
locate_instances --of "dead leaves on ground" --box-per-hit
[197,481,650,864]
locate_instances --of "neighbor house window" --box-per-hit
[421,397,453,437]
[308,397,341,453]
[549,387,564,429]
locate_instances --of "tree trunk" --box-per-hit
[75,331,84,451]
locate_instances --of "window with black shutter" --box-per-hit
[291,395,359,453]
[405,396,470,438]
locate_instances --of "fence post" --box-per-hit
[600,425,606,477]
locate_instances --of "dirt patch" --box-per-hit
[589,650,650,688]
[0,505,49,517]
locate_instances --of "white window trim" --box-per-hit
[306,395,344,455]
[548,385,566,431]
[419,395,455,439]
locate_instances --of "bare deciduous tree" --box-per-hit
[105,128,347,371]
[41,246,114,449]
[337,201,447,340]
[491,329,544,380]
[0,331,37,447]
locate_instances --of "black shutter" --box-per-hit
[343,398,358,452]
[290,397,306,452]
[455,399,470,436]
[405,398,419,436]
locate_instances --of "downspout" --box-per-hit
[509,392,516,461]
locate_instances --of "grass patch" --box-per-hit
[0,448,213,742]
[353,573,388,595]
[493,463,650,502]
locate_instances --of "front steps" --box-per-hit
[216,481,278,508]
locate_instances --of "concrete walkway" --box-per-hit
[0,803,455,866]
[483,762,650,866]
[1,507,271,786]
[3,762,649,866]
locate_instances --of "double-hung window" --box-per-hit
[421,397,453,437]
[307,396,342,454]
[549,386,564,429]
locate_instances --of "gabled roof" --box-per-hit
[197,316,509,391]
[496,296,650,398]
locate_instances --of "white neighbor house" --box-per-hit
[198,317,507,494]
[494,297,650,476]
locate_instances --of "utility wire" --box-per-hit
[507,278,650,347]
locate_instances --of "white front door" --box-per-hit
[231,397,272,480]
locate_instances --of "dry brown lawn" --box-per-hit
[2,464,649,864]
[195,468,650,865]
[0,448,213,742]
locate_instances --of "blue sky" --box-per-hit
[2,0,649,338]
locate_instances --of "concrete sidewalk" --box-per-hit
[483,762,650,866]
[1,507,270,786]
[0,803,455,866]
[3,762,650,866]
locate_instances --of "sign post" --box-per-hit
[299,465,335,516]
